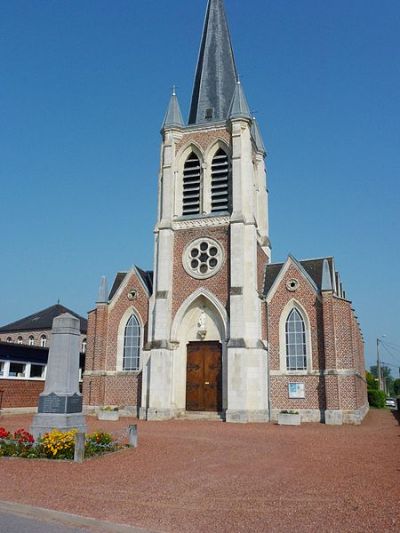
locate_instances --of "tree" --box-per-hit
[394,378,400,397]
[369,365,394,396]
[366,371,378,390]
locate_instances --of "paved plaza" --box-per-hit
[0,410,398,532]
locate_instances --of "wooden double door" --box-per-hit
[186,341,222,412]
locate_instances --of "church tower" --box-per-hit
[141,0,271,422]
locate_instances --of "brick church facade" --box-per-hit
[83,0,367,425]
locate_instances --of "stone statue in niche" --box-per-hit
[197,310,207,339]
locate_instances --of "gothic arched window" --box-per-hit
[182,152,201,215]
[285,309,307,371]
[211,148,230,213]
[28,336,35,346]
[40,335,47,348]
[123,314,141,371]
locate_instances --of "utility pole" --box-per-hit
[377,337,382,390]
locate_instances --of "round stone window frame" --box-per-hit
[286,278,300,292]
[183,237,225,280]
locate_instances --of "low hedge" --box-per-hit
[367,389,386,408]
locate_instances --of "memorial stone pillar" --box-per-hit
[31,313,86,439]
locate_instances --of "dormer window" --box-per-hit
[182,152,202,216]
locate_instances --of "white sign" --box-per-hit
[288,382,305,399]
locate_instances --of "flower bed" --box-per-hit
[0,427,122,460]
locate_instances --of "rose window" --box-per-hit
[183,238,224,279]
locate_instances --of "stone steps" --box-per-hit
[182,411,225,421]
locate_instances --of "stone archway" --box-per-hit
[171,292,227,413]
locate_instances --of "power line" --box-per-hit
[381,361,400,369]
[381,342,400,363]
[383,340,400,350]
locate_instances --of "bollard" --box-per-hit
[128,424,138,448]
[74,432,85,463]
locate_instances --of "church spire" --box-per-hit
[228,80,251,121]
[188,0,238,125]
[162,87,184,130]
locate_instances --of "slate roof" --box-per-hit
[229,81,251,120]
[162,90,184,130]
[263,257,336,296]
[108,272,128,300]
[136,267,154,295]
[188,0,238,125]
[108,268,153,301]
[0,304,88,334]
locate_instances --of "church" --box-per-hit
[83,0,367,425]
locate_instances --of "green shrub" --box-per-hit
[367,389,386,408]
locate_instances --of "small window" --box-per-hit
[30,364,45,379]
[40,335,47,347]
[205,108,213,120]
[28,336,35,346]
[17,337,23,345]
[123,315,141,371]
[6,337,12,343]
[82,339,87,354]
[9,362,26,378]
[285,309,307,371]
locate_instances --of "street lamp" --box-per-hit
[376,335,386,391]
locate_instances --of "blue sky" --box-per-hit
[1,0,399,370]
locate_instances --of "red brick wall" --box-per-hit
[172,226,230,320]
[0,380,44,408]
[83,270,149,407]
[175,127,230,154]
[267,264,326,412]
[271,375,326,411]
[267,265,323,373]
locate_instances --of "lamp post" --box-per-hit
[376,336,386,391]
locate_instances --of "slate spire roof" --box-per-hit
[251,116,267,155]
[228,80,251,120]
[162,87,184,130]
[188,0,238,125]
[0,304,88,334]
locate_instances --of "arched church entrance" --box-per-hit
[186,341,222,412]
[170,290,228,414]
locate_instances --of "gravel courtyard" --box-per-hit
[0,409,398,532]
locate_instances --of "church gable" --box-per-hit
[266,258,324,375]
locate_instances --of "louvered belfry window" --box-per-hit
[182,152,202,215]
[211,148,230,213]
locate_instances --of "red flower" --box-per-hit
[13,428,34,444]
[0,427,10,439]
